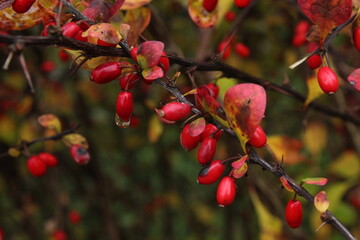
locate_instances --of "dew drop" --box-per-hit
[115,113,130,128]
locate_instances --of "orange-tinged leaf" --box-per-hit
[280,176,294,192]
[121,0,152,10]
[297,0,352,44]
[82,23,121,45]
[38,114,61,133]
[302,177,328,186]
[62,133,89,149]
[223,83,266,152]
[189,117,206,137]
[8,147,21,158]
[267,135,305,165]
[329,150,360,179]
[314,191,330,213]
[305,71,324,106]
[137,41,164,69]
[231,155,248,179]
[347,68,360,91]
[123,7,151,46]
[0,0,57,30]
[188,0,219,28]
[302,121,327,156]
[147,114,163,143]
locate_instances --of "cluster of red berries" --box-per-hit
[285,198,303,229]
[202,0,251,12]
[11,0,36,13]
[217,40,251,60]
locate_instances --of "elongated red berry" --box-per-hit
[291,21,311,47]
[216,176,236,206]
[317,66,339,94]
[198,160,225,184]
[206,83,219,98]
[234,0,250,8]
[159,51,170,72]
[197,136,217,165]
[69,210,81,224]
[119,73,139,90]
[285,199,303,228]
[200,124,222,141]
[225,11,236,22]
[90,62,121,84]
[353,26,360,51]
[217,41,231,60]
[157,102,191,122]
[70,145,90,165]
[248,125,267,148]
[307,54,322,70]
[52,230,67,240]
[61,22,82,38]
[116,91,133,122]
[180,124,202,151]
[27,156,47,177]
[12,0,36,13]
[234,42,250,58]
[37,152,58,167]
[202,0,218,12]
[130,46,139,63]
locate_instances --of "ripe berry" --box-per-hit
[37,152,58,167]
[116,91,133,122]
[234,42,250,58]
[200,123,222,141]
[217,41,231,60]
[291,21,310,47]
[353,26,360,51]
[58,49,70,62]
[248,125,267,148]
[197,160,225,184]
[68,210,81,224]
[27,156,47,177]
[216,176,236,206]
[285,199,303,228]
[119,73,139,90]
[197,136,217,165]
[41,61,56,73]
[205,83,219,98]
[180,124,202,151]
[157,102,191,122]
[70,145,90,165]
[159,51,170,72]
[12,0,36,13]
[90,62,121,84]
[225,11,236,22]
[61,22,82,39]
[317,66,339,94]
[234,0,251,8]
[130,46,139,63]
[52,230,67,240]
[202,0,218,12]
[307,54,322,70]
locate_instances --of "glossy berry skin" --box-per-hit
[307,54,322,70]
[353,27,360,51]
[285,199,303,229]
[90,62,121,84]
[116,91,133,122]
[70,145,90,165]
[180,124,202,151]
[119,73,139,90]
[61,22,82,39]
[317,66,339,94]
[37,152,58,167]
[216,176,236,206]
[234,0,251,8]
[200,124,222,141]
[159,51,170,72]
[197,136,217,165]
[130,46,139,63]
[27,156,47,177]
[202,0,218,12]
[158,102,191,122]
[69,210,81,224]
[217,41,231,60]
[234,43,250,58]
[206,83,219,98]
[197,160,225,184]
[12,0,36,13]
[248,125,267,148]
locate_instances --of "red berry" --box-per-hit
[61,22,82,39]
[119,73,139,90]
[70,145,90,165]
[90,62,121,84]
[130,46,139,63]
[180,124,202,151]
[294,20,311,35]
[0,228,3,240]
[197,160,225,184]
[12,0,36,13]
[353,26,360,51]
[52,230,67,240]
[74,30,87,42]
[234,42,250,58]
[205,83,219,98]
[159,51,170,72]
[116,91,133,122]
[307,54,322,70]
[68,210,81,224]
[197,136,217,165]
[217,41,231,60]
[27,156,47,177]
[248,125,267,148]
[41,61,56,73]
[225,11,236,22]
[234,0,251,8]
[202,0,218,12]
[200,124,222,141]
[157,102,191,122]
[216,176,236,206]
[317,66,339,94]
[58,49,70,62]
[37,152,58,167]
[285,199,303,229]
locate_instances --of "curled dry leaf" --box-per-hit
[279,176,294,192]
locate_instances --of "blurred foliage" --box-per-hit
[0,0,360,240]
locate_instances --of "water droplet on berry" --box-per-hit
[115,114,130,128]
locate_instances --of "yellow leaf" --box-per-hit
[267,135,305,165]
[38,114,62,133]
[62,134,88,149]
[329,151,360,179]
[123,7,151,46]
[305,70,324,106]
[65,50,121,71]
[314,191,330,213]
[8,148,21,158]
[302,121,327,157]
[147,114,163,143]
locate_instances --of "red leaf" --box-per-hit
[224,83,266,152]
[141,66,164,80]
[297,0,352,44]
[302,177,328,186]
[137,41,165,69]
[82,0,125,22]
[189,117,206,137]
[347,68,360,91]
